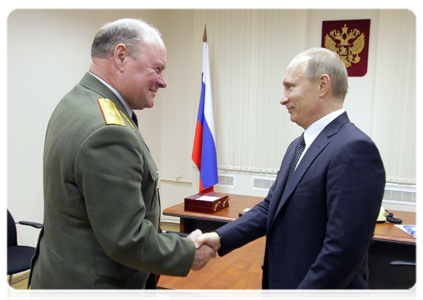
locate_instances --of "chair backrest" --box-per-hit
[7,210,18,247]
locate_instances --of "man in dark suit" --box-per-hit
[196,48,385,289]
[29,18,215,289]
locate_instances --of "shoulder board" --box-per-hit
[97,98,125,127]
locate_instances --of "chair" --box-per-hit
[7,209,42,286]
[370,260,420,300]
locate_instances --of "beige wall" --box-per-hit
[7,9,416,246]
[158,11,200,214]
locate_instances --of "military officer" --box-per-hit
[29,18,215,289]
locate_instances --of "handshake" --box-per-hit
[187,230,221,271]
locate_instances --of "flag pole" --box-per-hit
[192,23,218,194]
[200,24,214,194]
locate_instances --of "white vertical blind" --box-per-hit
[194,10,307,173]
[372,10,416,184]
[193,10,416,184]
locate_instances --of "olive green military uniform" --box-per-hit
[29,73,195,288]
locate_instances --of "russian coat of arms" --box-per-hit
[324,24,365,68]
[321,19,370,77]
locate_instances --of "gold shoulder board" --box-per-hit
[97,98,125,127]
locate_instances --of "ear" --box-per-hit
[318,74,331,97]
[113,44,128,72]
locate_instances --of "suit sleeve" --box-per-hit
[74,125,195,276]
[216,139,295,256]
[298,138,385,288]
[216,199,268,256]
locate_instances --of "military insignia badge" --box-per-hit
[97,98,126,126]
[322,19,370,77]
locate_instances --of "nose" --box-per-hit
[158,74,167,89]
[280,95,289,105]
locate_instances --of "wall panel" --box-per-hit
[372,10,416,184]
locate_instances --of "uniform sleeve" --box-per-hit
[74,125,195,276]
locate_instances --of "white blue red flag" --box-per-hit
[192,28,218,193]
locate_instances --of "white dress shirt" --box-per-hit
[296,109,346,169]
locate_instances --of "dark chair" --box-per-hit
[370,260,420,300]
[7,209,42,286]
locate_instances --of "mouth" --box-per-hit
[149,89,157,96]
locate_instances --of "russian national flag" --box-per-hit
[192,32,218,193]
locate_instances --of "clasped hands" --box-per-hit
[187,230,221,271]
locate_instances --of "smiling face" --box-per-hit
[119,35,167,110]
[280,59,321,129]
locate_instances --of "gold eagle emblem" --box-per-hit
[324,24,365,68]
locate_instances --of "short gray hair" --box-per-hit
[296,48,349,103]
[91,18,162,59]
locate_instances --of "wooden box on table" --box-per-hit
[184,192,230,213]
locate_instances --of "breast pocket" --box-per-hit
[296,176,319,194]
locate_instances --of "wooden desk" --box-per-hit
[369,210,416,289]
[160,193,416,289]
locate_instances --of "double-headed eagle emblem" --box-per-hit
[324,24,365,68]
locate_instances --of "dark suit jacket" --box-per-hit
[216,112,385,289]
[29,73,195,289]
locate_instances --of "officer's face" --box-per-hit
[122,38,167,110]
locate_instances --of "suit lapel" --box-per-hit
[266,145,295,227]
[269,112,350,229]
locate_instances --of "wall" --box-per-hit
[158,10,200,221]
[307,10,380,136]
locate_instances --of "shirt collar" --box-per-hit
[89,72,133,117]
[303,108,345,151]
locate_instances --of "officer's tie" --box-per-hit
[131,112,138,128]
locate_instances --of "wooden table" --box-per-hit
[373,211,416,244]
[158,237,265,289]
[159,193,416,289]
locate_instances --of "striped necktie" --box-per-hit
[285,133,305,186]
